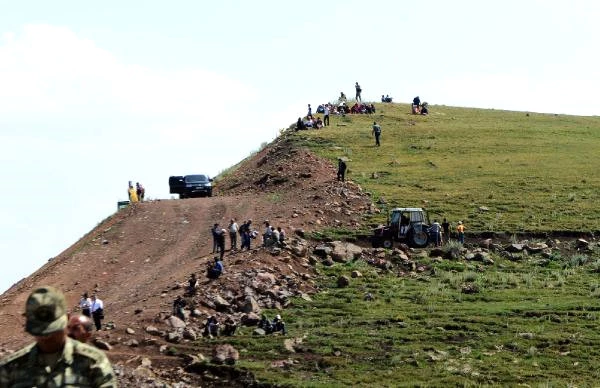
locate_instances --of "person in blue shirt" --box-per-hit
[207,257,224,279]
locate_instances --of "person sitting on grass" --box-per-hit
[221,317,237,336]
[412,96,421,114]
[186,273,198,295]
[203,316,220,338]
[258,314,286,335]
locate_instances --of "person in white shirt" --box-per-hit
[228,219,239,251]
[79,292,92,317]
[263,221,272,247]
[323,105,330,126]
[90,294,104,331]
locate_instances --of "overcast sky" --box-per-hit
[1,0,599,293]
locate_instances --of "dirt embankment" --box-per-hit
[0,133,376,386]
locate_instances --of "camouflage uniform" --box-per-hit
[0,337,116,387]
[0,285,117,387]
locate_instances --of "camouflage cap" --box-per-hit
[25,286,68,336]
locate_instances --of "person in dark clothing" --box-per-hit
[216,229,226,259]
[173,296,186,321]
[412,96,421,114]
[337,158,347,182]
[222,317,237,336]
[355,82,362,102]
[442,218,450,243]
[207,257,224,279]
[272,314,286,335]
[239,220,252,250]
[258,314,286,334]
[296,117,306,131]
[372,121,382,146]
[420,102,429,115]
[203,316,220,338]
[211,223,220,253]
[258,314,273,333]
[323,105,330,126]
[187,273,198,295]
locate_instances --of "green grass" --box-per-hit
[195,104,600,386]
[207,253,600,386]
[292,103,600,233]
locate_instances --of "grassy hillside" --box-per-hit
[231,254,600,386]
[205,104,600,387]
[293,103,600,233]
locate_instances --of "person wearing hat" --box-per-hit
[0,286,116,387]
[457,221,465,244]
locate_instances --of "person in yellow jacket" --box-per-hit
[128,182,138,203]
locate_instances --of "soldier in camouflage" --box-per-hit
[0,286,116,387]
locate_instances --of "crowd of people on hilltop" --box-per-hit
[411,96,429,115]
[296,82,433,131]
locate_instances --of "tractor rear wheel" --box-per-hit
[409,230,429,248]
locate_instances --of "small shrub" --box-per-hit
[463,272,478,282]
[567,254,589,268]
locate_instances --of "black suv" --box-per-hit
[169,174,213,198]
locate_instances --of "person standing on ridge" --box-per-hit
[430,220,442,247]
[442,218,450,243]
[337,158,347,182]
[90,294,104,331]
[228,218,238,251]
[79,292,92,317]
[323,104,330,126]
[0,286,116,387]
[457,221,466,244]
[128,182,138,203]
[355,82,362,102]
[136,182,145,202]
[211,223,220,253]
[217,229,226,260]
[372,121,382,146]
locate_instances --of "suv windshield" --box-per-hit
[185,175,209,183]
